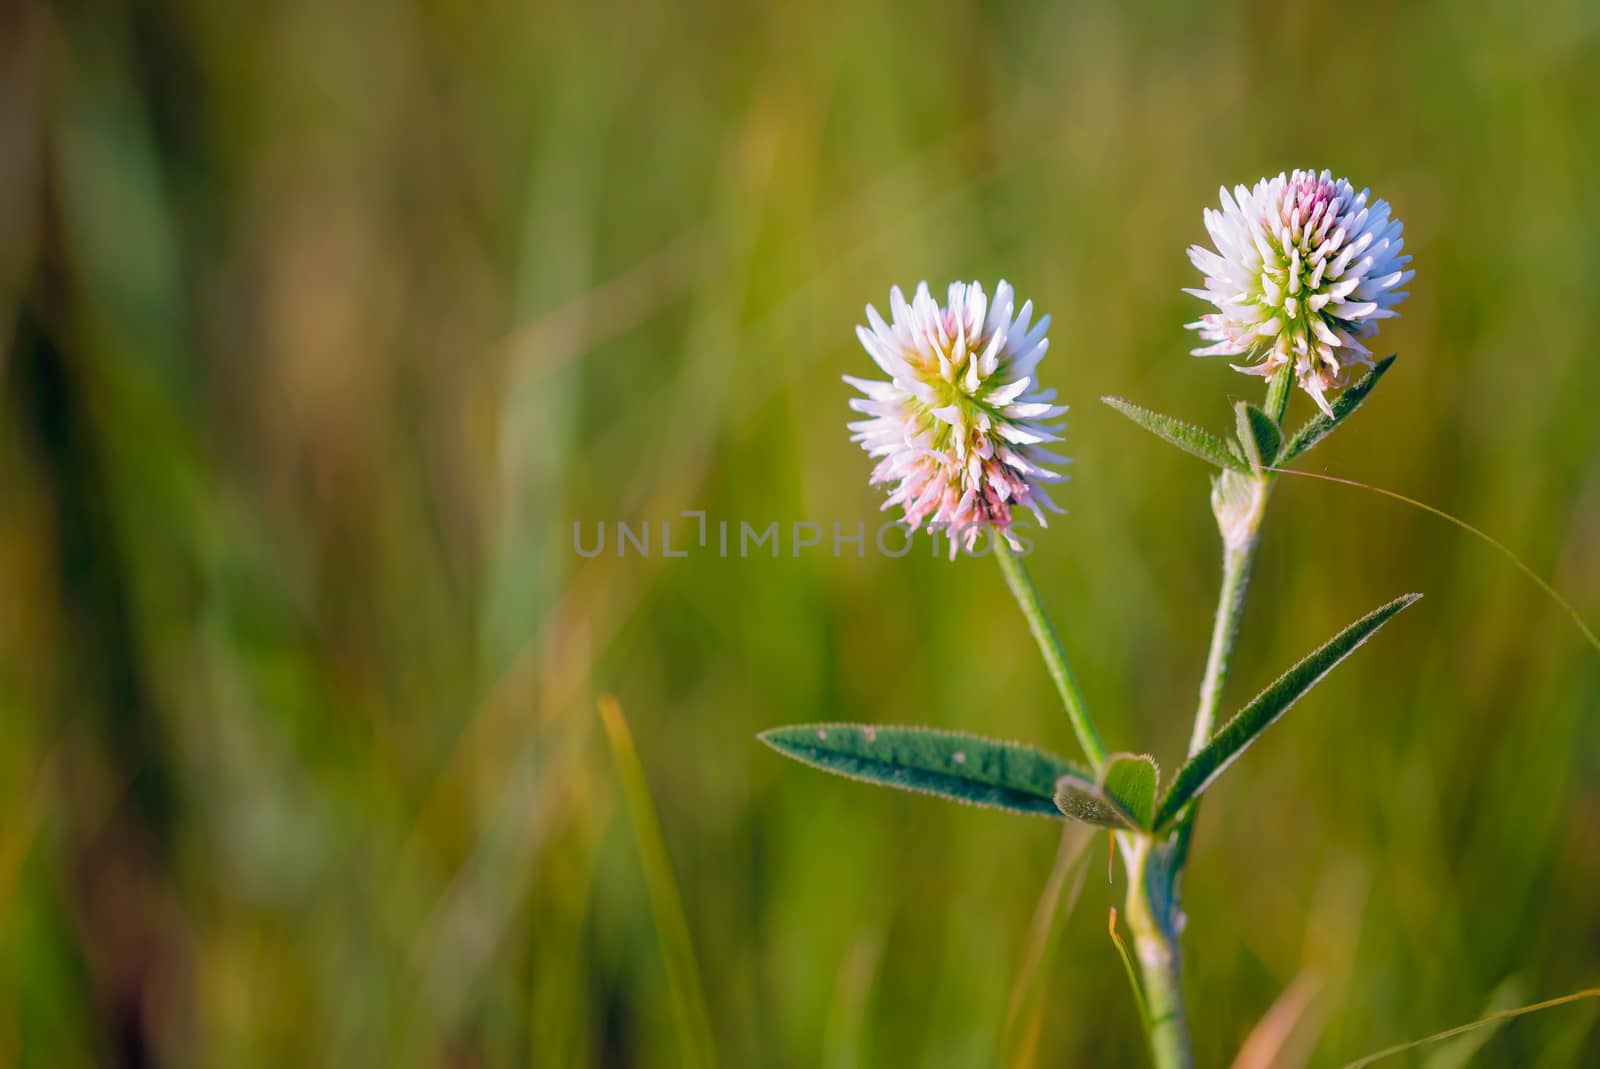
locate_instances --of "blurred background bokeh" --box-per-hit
[3,0,1599,1064]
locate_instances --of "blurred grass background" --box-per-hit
[2,0,1599,1064]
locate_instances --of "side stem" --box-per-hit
[1189,361,1289,754]
[993,537,1107,772]
[1187,533,1259,756]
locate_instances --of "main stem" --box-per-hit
[1145,364,1292,1066]
[1122,837,1191,1069]
[1138,939,1190,1069]
[993,538,1107,772]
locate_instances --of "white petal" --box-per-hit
[986,377,1031,405]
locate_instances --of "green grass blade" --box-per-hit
[759,723,1092,819]
[1422,976,1524,1069]
[601,696,719,1069]
[1000,824,1095,1069]
[1265,467,1600,657]
[822,931,884,1069]
[1278,356,1396,464]
[1103,396,1248,472]
[1342,987,1600,1068]
[1155,593,1422,830]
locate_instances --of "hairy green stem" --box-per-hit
[1187,531,1259,756]
[1187,363,1290,759]
[993,538,1106,772]
[1135,930,1191,1069]
[1122,838,1192,1069]
[1171,496,1262,877]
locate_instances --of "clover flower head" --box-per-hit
[847,281,1068,558]
[1186,170,1414,415]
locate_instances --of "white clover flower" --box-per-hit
[847,281,1068,557]
[1186,170,1413,415]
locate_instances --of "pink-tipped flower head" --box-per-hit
[847,281,1068,557]
[1186,170,1413,415]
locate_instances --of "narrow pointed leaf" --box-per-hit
[1052,752,1159,830]
[1278,355,1396,464]
[1236,402,1281,469]
[760,724,1091,819]
[1103,396,1248,472]
[1154,592,1422,831]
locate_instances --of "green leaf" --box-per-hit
[760,724,1090,819]
[1278,355,1396,464]
[1102,753,1158,829]
[1235,402,1281,470]
[1154,592,1422,831]
[1052,752,1160,831]
[1052,779,1129,827]
[1103,397,1248,472]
